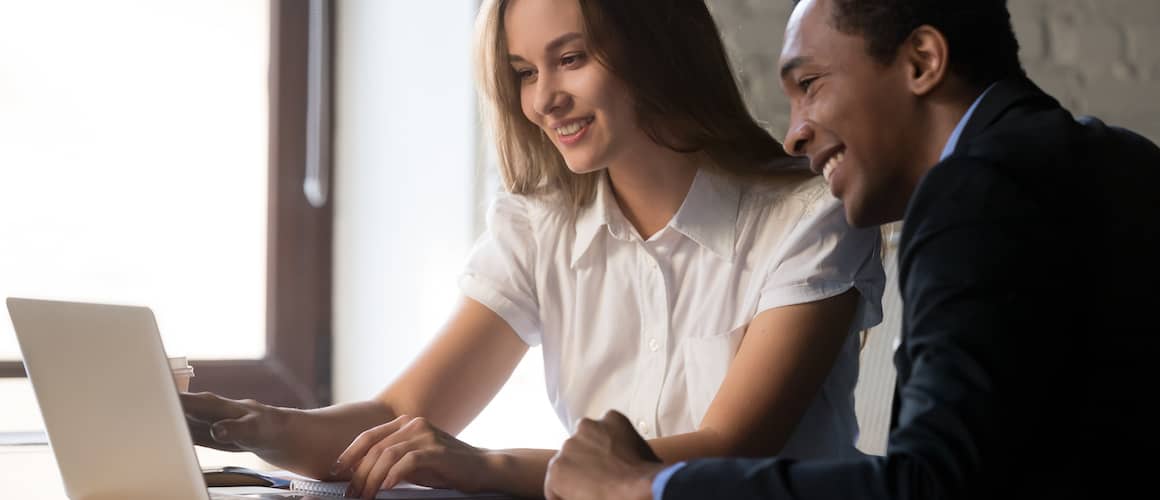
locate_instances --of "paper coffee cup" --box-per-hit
[168,356,195,392]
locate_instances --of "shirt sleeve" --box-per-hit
[652,462,687,500]
[458,193,542,345]
[758,191,885,331]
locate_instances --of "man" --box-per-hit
[543,0,1160,499]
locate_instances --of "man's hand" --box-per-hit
[544,410,667,500]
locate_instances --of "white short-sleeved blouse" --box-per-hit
[459,168,884,459]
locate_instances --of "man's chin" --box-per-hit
[844,200,902,228]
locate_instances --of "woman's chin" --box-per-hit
[562,160,604,175]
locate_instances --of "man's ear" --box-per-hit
[902,25,951,96]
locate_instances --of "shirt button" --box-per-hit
[648,337,659,352]
[637,420,650,435]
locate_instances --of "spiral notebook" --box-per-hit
[288,478,509,499]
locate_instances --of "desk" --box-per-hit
[0,443,277,499]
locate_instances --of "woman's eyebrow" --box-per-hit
[508,32,584,63]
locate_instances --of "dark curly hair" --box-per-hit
[795,0,1025,88]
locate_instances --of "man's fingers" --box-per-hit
[544,455,565,500]
[574,417,601,436]
[180,392,247,422]
[633,436,661,463]
[599,410,634,431]
[600,410,660,462]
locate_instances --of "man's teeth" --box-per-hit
[555,118,591,136]
[823,151,845,183]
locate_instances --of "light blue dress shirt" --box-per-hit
[648,83,996,500]
[939,83,996,161]
[651,461,686,500]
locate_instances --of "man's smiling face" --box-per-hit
[779,0,924,227]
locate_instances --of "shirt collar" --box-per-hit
[939,82,997,161]
[669,169,738,261]
[571,172,619,267]
[571,169,739,268]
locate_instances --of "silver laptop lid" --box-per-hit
[7,297,209,500]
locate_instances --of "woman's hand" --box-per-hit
[333,414,496,499]
[180,392,304,470]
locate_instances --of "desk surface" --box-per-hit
[0,443,276,499]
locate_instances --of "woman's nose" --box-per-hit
[533,75,567,117]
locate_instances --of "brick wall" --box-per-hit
[708,0,1160,143]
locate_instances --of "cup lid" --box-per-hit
[168,356,190,370]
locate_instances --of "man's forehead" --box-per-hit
[780,0,820,64]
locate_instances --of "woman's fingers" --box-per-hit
[181,392,259,452]
[337,415,484,497]
[187,419,243,451]
[381,448,432,491]
[209,412,266,449]
[334,415,411,477]
[345,420,412,498]
[180,392,248,422]
[356,441,415,500]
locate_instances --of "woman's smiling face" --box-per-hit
[504,0,644,174]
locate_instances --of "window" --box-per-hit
[0,0,332,431]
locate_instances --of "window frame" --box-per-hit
[0,0,334,409]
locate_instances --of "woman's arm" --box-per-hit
[366,289,860,499]
[182,297,528,479]
[372,297,530,436]
[648,288,861,460]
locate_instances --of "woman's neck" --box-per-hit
[606,146,700,241]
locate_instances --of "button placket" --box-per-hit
[634,244,669,438]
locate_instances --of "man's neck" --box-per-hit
[913,83,990,182]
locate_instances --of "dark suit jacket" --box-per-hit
[664,78,1160,499]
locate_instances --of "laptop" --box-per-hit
[7,297,317,500]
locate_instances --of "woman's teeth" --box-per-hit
[555,118,592,136]
[823,151,845,183]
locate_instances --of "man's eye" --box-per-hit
[798,76,818,92]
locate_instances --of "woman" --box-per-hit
[182,0,884,498]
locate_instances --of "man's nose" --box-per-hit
[783,120,815,157]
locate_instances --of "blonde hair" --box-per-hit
[475,0,805,210]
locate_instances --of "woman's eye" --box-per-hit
[561,52,585,67]
[515,68,535,81]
